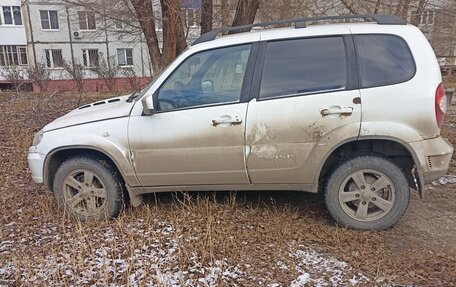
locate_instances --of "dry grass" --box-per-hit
[0,91,455,286]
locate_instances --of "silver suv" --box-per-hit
[28,15,453,230]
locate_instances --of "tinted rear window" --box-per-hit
[355,35,415,88]
[259,37,347,99]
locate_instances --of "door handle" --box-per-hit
[321,106,353,116]
[212,115,243,126]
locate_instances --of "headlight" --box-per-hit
[32,129,44,146]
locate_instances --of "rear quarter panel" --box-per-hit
[349,24,442,141]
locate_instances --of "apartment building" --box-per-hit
[0,0,233,92]
[0,0,28,90]
[23,0,154,92]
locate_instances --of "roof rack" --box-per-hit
[192,14,406,45]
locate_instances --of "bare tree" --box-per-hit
[65,0,188,73]
[201,0,213,34]
[26,63,51,93]
[93,56,119,92]
[339,0,358,14]
[120,67,140,92]
[63,0,265,72]
[158,0,188,66]
[410,0,426,25]
[430,1,456,57]
[229,0,260,33]
[63,60,85,104]
[0,66,26,92]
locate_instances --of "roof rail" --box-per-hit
[192,14,406,45]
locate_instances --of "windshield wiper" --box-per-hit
[126,91,138,103]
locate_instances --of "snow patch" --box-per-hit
[288,245,369,286]
[290,273,310,287]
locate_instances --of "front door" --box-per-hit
[129,44,254,186]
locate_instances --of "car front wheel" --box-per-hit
[53,156,124,221]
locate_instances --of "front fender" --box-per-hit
[38,118,139,187]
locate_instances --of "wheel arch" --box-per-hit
[314,136,423,195]
[44,146,129,192]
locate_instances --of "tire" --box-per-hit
[53,156,125,221]
[324,155,410,230]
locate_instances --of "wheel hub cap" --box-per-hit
[62,169,108,217]
[338,169,396,222]
[362,190,373,200]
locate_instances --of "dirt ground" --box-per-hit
[0,91,455,286]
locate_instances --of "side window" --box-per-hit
[355,35,415,88]
[259,37,347,99]
[157,44,251,112]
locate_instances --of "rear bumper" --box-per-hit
[27,146,45,184]
[409,136,453,185]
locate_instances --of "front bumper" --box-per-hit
[409,136,454,185]
[27,146,45,184]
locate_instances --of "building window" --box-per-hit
[2,6,22,25]
[0,46,28,66]
[78,11,96,30]
[45,49,63,68]
[117,48,133,66]
[82,49,99,67]
[40,10,59,30]
[183,9,201,27]
[19,47,27,65]
[114,20,126,30]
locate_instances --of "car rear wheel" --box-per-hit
[53,156,124,221]
[324,155,410,230]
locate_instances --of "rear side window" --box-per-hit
[355,35,415,88]
[259,37,347,99]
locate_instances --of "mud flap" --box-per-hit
[413,167,425,199]
[125,185,144,207]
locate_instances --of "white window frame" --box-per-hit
[114,20,126,31]
[1,6,23,26]
[82,49,99,67]
[18,46,27,65]
[78,11,96,31]
[117,48,134,67]
[45,49,63,68]
[40,10,59,30]
[0,45,28,66]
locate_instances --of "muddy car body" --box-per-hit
[28,15,453,229]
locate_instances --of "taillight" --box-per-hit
[435,83,446,129]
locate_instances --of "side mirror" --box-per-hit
[201,80,214,94]
[141,94,155,115]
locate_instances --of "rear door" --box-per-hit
[245,35,362,184]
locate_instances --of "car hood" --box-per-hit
[43,95,135,132]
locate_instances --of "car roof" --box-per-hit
[190,22,415,52]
